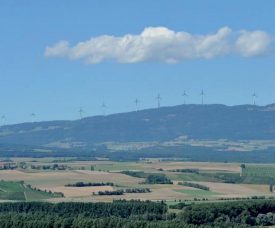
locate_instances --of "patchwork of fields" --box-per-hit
[0,159,274,202]
[0,180,62,201]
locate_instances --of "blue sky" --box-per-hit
[0,0,275,124]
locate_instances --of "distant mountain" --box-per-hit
[0,104,275,148]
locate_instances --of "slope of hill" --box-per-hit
[0,104,275,148]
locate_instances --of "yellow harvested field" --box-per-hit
[0,161,273,202]
[45,186,114,198]
[0,170,141,187]
[190,181,271,198]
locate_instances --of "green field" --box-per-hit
[243,165,275,178]
[93,162,155,172]
[0,180,62,201]
[174,189,221,197]
[167,172,219,182]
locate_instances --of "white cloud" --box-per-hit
[45,41,70,57]
[235,30,272,57]
[44,26,273,64]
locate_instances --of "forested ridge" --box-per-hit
[1,104,275,148]
[1,199,275,227]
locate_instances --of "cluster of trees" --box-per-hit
[144,174,173,184]
[178,182,210,191]
[217,196,275,201]
[18,162,27,169]
[121,171,173,184]
[218,196,250,201]
[65,182,114,187]
[121,171,146,178]
[169,169,199,174]
[30,164,67,170]
[124,188,151,193]
[0,163,17,170]
[97,190,124,195]
[97,188,151,195]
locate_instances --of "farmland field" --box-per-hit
[174,189,220,197]
[242,164,275,178]
[0,180,62,201]
[0,158,274,202]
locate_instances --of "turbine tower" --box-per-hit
[78,107,84,119]
[252,91,257,105]
[134,98,140,112]
[1,115,6,126]
[182,90,188,105]
[156,94,161,108]
[101,102,107,116]
[31,113,36,122]
[200,89,205,105]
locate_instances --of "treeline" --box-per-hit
[145,174,173,184]
[121,170,146,178]
[125,188,151,193]
[121,171,173,184]
[26,184,64,198]
[97,190,124,195]
[97,188,151,195]
[178,182,209,191]
[30,164,67,170]
[0,163,17,170]
[65,182,114,187]
[169,169,199,174]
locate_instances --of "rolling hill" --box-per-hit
[0,104,275,149]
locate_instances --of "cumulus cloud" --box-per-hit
[235,30,272,57]
[44,26,273,64]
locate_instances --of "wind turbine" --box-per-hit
[78,107,84,119]
[1,115,6,126]
[156,94,161,108]
[252,91,257,105]
[134,98,140,112]
[101,102,107,116]
[30,113,36,122]
[182,90,188,105]
[200,89,205,105]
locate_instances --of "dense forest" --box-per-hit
[1,199,275,227]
